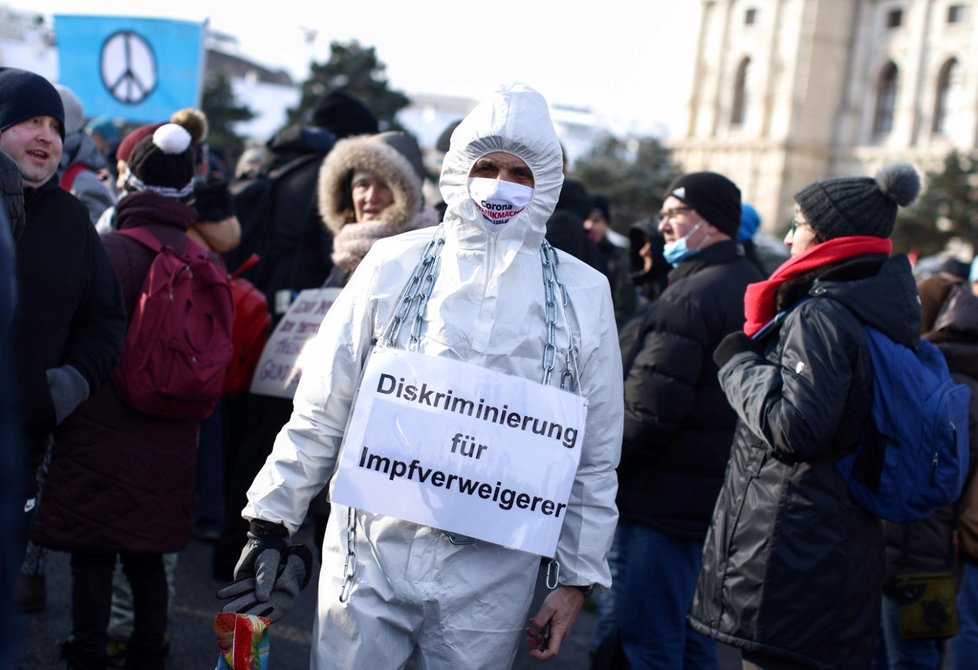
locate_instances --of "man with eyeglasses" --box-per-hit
[612,171,762,668]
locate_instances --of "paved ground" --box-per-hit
[13,523,740,669]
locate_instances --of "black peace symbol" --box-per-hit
[100,31,158,105]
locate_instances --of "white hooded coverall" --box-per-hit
[243,82,623,669]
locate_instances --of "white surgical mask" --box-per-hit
[467,177,534,226]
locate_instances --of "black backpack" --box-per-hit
[225,152,324,289]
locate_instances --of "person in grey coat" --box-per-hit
[690,162,922,669]
[55,84,114,226]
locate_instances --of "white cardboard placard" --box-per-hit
[249,288,343,399]
[330,347,587,557]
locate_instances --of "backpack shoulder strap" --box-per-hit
[230,253,261,280]
[116,227,213,262]
[267,152,323,181]
[181,234,214,261]
[115,227,164,254]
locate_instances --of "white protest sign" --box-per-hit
[329,347,588,557]
[249,288,343,399]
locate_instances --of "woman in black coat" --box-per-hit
[690,163,922,669]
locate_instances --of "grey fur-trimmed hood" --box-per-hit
[317,132,423,235]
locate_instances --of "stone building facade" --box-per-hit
[670,0,978,233]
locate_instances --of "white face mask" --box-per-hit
[467,177,534,226]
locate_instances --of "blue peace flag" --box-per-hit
[54,14,205,123]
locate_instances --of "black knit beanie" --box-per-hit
[0,68,66,140]
[311,90,379,139]
[794,162,921,240]
[664,171,741,237]
[126,124,195,199]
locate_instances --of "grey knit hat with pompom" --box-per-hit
[794,162,921,240]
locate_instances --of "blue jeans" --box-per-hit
[613,522,717,670]
[589,524,626,654]
[880,592,943,669]
[949,561,978,669]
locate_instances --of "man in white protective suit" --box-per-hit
[218,81,623,669]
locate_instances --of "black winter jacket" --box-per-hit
[617,239,762,541]
[226,126,336,323]
[1,151,24,240]
[690,254,919,669]
[15,177,126,484]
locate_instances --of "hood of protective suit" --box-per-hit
[439,82,563,248]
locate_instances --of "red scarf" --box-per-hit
[743,236,892,336]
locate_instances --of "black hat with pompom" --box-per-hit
[794,162,921,240]
[126,123,195,199]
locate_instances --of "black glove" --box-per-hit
[713,331,761,369]
[232,519,291,599]
[217,544,314,622]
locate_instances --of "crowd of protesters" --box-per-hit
[5,64,978,670]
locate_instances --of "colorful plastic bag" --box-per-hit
[214,612,270,670]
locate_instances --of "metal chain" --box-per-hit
[384,230,446,348]
[410,245,442,345]
[540,240,570,387]
[541,241,574,593]
[339,506,358,603]
[385,231,577,389]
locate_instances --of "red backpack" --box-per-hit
[222,253,272,395]
[112,227,234,419]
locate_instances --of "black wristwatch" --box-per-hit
[564,583,594,599]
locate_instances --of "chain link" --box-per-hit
[385,231,446,347]
[545,558,560,590]
[561,343,580,392]
[386,231,574,388]
[411,252,441,345]
[338,507,358,603]
[540,241,573,387]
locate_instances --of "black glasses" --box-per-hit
[788,217,807,235]
[788,216,822,242]
[658,206,693,220]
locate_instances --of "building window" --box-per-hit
[948,4,967,23]
[745,8,757,25]
[873,62,899,136]
[932,58,959,134]
[887,8,904,28]
[731,57,751,126]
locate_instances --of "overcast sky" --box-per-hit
[20,0,702,136]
